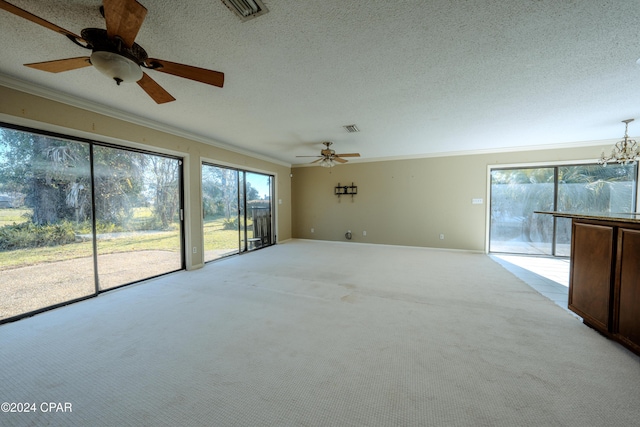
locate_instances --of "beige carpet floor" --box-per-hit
[0,240,638,426]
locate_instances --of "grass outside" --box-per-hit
[0,212,247,271]
[203,216,243,250]
[0,208,30,227]
[0,207,179,271]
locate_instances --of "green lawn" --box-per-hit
[0,214,246,271]
[0,208,30,227]
[203,217,243,249]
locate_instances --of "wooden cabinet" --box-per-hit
[568,219,640,356]
[615,228,640,355]
[569,222,614,333]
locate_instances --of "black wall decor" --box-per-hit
[335,182,357,199]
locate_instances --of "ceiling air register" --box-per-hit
[220,0,269,21]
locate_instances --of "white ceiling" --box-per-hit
[1,0,640,166]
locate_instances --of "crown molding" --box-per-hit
[0,74,291,168]
[292,137,616,167]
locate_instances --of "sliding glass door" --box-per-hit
[0,128,95,319]
[0,124,184,323]
[202,165,240,261]
[490,168,555,255]
[490,163,637,255]
[93,146,183,290]
[202,164,274,263]
[245,171,273,251]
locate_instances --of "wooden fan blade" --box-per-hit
[147,59,225,88]
[137,72,176,104]
[333,157,348,163]
[311,158,323,164]
[103,0,147,48]
[296,156,322,158]
[335,153,360,157]
[25,57,92,73]
[0,0,83,40]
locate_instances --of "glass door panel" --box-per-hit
[555,163,637,256]
[202,164,239,262]
[245,172,273,251]
[0,127,94,320]
[489,168,555,255]
[93,146,182,290]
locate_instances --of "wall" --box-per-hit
[292,145,606,252]
[0,85,292,269]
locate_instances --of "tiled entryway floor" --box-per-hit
[491,254,573,314]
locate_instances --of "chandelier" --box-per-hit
[599,119,640,166]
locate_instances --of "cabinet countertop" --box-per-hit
[534,211,640,224]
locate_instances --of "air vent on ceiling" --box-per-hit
[220,0,269,22]
[343,124,360,133]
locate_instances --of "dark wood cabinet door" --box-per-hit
[616,228,640,352]
[569,222,614,332]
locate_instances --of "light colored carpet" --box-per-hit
[0,240,638,426]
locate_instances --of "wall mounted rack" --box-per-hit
[335,182,357,199]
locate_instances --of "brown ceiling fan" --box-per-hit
[296,142,360,167]
[0,0,224,104]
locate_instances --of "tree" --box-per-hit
[148,156,180,229]
[0,128,144,228]
[202,166,238,220]
[0,129,90,225]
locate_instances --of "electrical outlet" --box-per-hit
[363,230,367,236]
[311,228,314,233]
[192,247,197,253]
[439,234,445,240]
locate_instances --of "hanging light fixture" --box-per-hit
[319,157,335,168]
[599,119,640,166]
[90,51,143,85]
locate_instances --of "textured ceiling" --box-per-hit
[1,0,640,166]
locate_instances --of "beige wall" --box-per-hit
[0,85,292,269]
[0,84,612,257]
[292,145,606,252]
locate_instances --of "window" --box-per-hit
[0,123,184,323]
[489,162,637,255]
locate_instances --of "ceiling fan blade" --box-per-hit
[310,158,324,164]
[103,0,147,48]
[147,59,225,88]
[0,0,83,40]
[137,72,176,104]
[296,156,322,158]
[24,57,92,73]
[335,153,360,157]
[333,157,348,163]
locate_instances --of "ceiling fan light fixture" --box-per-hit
[319,158,335,168]
[90,51,143,85]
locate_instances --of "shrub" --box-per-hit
[222,217,238,230]
[0,221,77,251]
